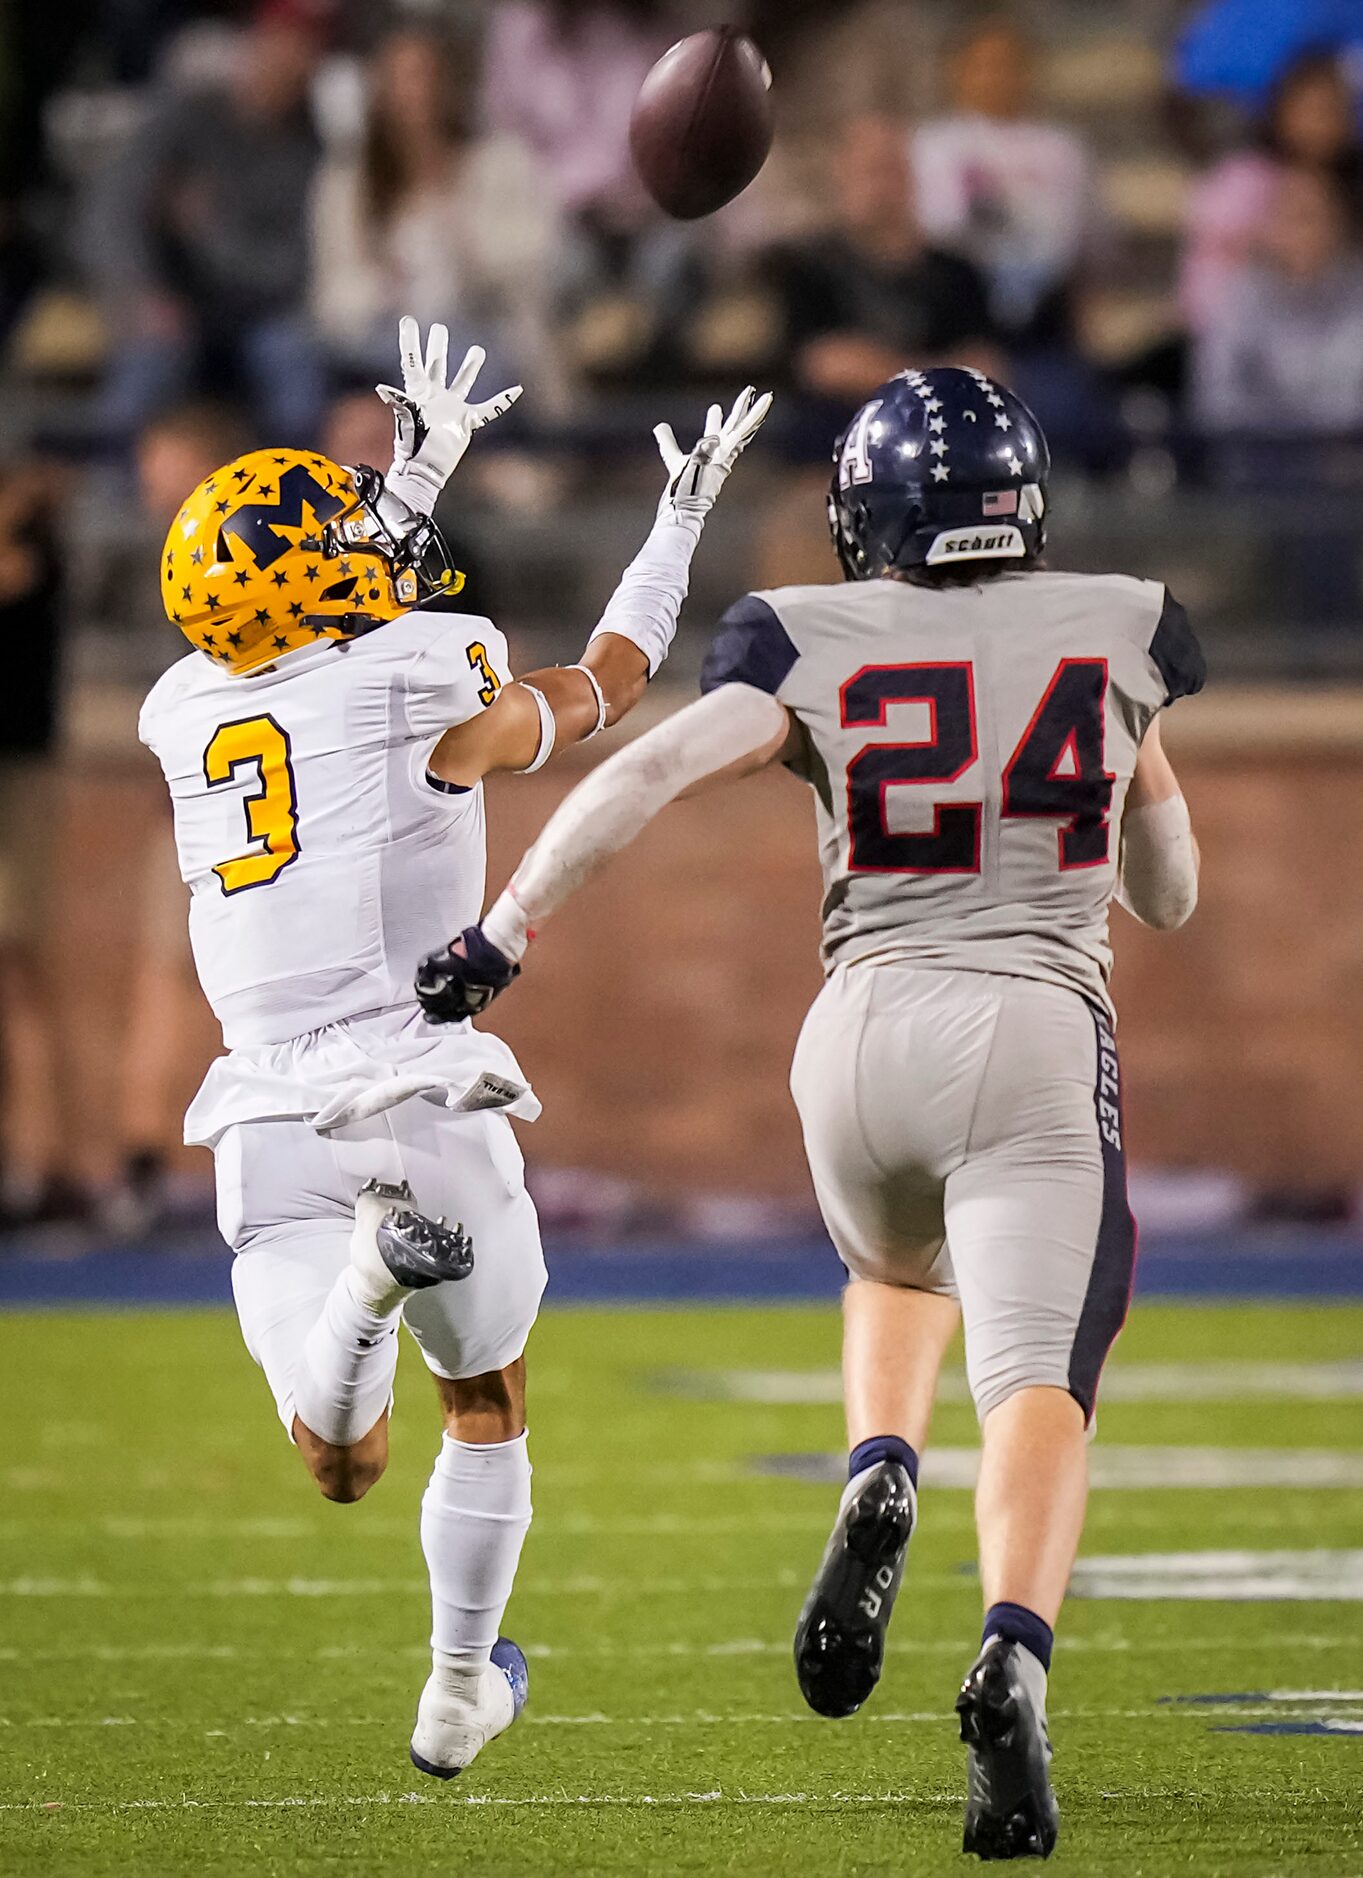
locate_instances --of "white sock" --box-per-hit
[291,1266,401,1448]
[421,1431,533,1701]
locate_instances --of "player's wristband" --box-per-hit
[517,683,556,775]
[566,663,608,739]
[383,459,442,518]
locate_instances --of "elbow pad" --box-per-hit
[1117,794,1198,931]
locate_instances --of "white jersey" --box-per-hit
[700,570,1205,1017]
[140,608,512,1051]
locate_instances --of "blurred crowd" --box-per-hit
[9,2,1363,461]
[1,0,1363,1233]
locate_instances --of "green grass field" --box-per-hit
[2,1300,1362,1876]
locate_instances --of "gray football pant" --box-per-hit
[790,963,1133,1423]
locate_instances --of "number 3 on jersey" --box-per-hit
[842,659,1114,875]
[203,716,299,894]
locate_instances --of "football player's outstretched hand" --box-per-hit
[654,385,773,523]
[416,924,520,1025]
[378,316,522,501]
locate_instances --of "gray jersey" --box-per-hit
[700,570,1205,1017]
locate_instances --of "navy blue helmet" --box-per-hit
[828,367,1051,581]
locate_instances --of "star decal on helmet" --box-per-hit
[253,608,271,626]
[287,602,304,618]
[203,591,221,609]
[994,413,1012,431]
[1006,452,1025,476]
[234,569,250,587]
[271,635,290,651]
[929,416,946,434]
[930,438,948,457]
[932,463,951,482]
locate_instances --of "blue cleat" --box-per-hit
[409,1636,528,1779]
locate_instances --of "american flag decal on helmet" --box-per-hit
[982,490,1019,516]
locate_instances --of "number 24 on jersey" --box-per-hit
[842,658,1115,875]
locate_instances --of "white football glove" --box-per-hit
[377,316,523,511]
[653,385,773,524]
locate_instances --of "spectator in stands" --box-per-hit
[311,23,566,409]
[767,116,999,454]
[480,1,695,379]
[914,14,1102,355]
[0,461,80,1230]
[1175,0,1363,111]
[87,0,330,445]
[481,1,666,227]
[1182,50,1363,336]
[101,405,250,1238]
[1194,164,1363,433]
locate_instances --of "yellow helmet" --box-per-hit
[161,448,464,676]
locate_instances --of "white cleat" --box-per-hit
[409,1638,529,1780]
[351,1177,475,1296]
[350,1178,418,1297]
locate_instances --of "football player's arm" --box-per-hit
[1116,718,1200,931]
[427,388,773,788]
[415,685,793,1021]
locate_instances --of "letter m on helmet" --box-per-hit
[221,464,347,571]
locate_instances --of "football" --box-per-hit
[629,27,774,221]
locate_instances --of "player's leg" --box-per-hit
[788,968,967,1717]
[220,1118,473,1502]
[945,989,1134,1862]
[388,1106,546,1778]
[842,1278,961,1454]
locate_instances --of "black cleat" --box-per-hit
[360,1178,475,1288]
[793,1459,915,1718]
[957,1638,1059,1861]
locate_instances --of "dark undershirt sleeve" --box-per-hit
[699,595,800,698]
[1149,588,1207,704]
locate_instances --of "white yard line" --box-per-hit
[0,1783,1334,1815]
[0,1633,1354,1665]
[2,1790,949,1813]
[4,1704,1352,1731]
